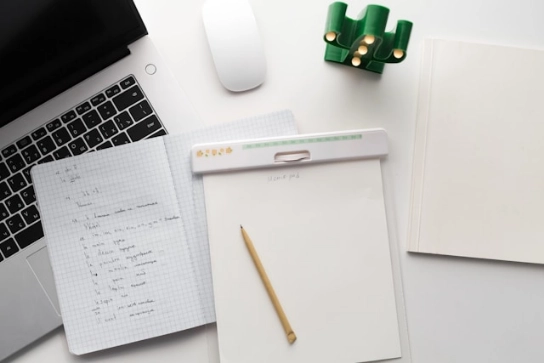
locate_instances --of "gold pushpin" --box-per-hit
[325,31,337,41]
[351,57,361,67]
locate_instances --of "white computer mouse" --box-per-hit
[202,0,266,92]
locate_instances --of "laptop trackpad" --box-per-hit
[27,247,61,316]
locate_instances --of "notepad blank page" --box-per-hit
[32,139,206,355]
[205,159,401,363]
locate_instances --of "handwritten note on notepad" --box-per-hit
[31,111,298,354]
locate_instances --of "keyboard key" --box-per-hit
[46,119,62,132]
[127,115,161,142]
[21,145,41,164]
[0,203,7,221]
[113,111,134,130]
[37,136,56,156]
[15,221,43,249]
[129,100,153,122]
[5,195,24,214]
[0,162,9,180]
[21,167,32,184]
[38,155,54,164]
[16,136,32,150]
[20,186,35,205]
[2,145,17,158]
[7,173,26,193]
[83,129,104,149]
[120,76,135,89]
[52,128,71,146]
[76,102,92,115]
[99,120,119,139]
[31,127,47,141]
[61,110,77,123]
[96,141,113,150]
[113,85,144,111]
[0,238,19,258]
[148,129,167,139]
[68,138,88,156]
[6,214,25,234]
[90,93,106,106]
[112,133,130,146]
[6,154,25,173]
[67,118,87,137]
[1,181,10,201]
[82,110,101,129]
[21,205,40,225]
[106,85,121,98]
[53,146,72,160]
[0,223,8,242]
[97,101,117,120]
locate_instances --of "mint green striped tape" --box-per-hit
[242,134,362,150]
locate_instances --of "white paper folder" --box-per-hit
[194,129,405,363]
[408,39,544,264]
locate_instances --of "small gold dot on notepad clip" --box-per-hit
[358,45,368,55]
[393,49,404,59]
[325,31,336,41]
[363,35,375,44]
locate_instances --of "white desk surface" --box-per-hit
[9,0,544,362]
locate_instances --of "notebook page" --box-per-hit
[32,138,206,355]
[163,110,298,322]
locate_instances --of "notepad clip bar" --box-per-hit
[191,128,388,174]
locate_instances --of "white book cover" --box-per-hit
[408,39,544,264]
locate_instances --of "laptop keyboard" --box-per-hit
[0,75,167,263]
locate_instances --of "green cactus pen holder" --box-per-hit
[324,3,413,74]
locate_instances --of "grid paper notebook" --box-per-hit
[31,110,297,354]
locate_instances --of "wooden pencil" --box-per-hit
[240,225,297,344]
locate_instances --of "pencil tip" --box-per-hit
[240,225,243,229]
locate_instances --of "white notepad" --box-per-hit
[198,131,402,363]
[408,39,544,264]
[31,110,297,354]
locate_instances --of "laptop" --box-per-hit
[0,0,201,360]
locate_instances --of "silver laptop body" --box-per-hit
[0,1,200,360]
